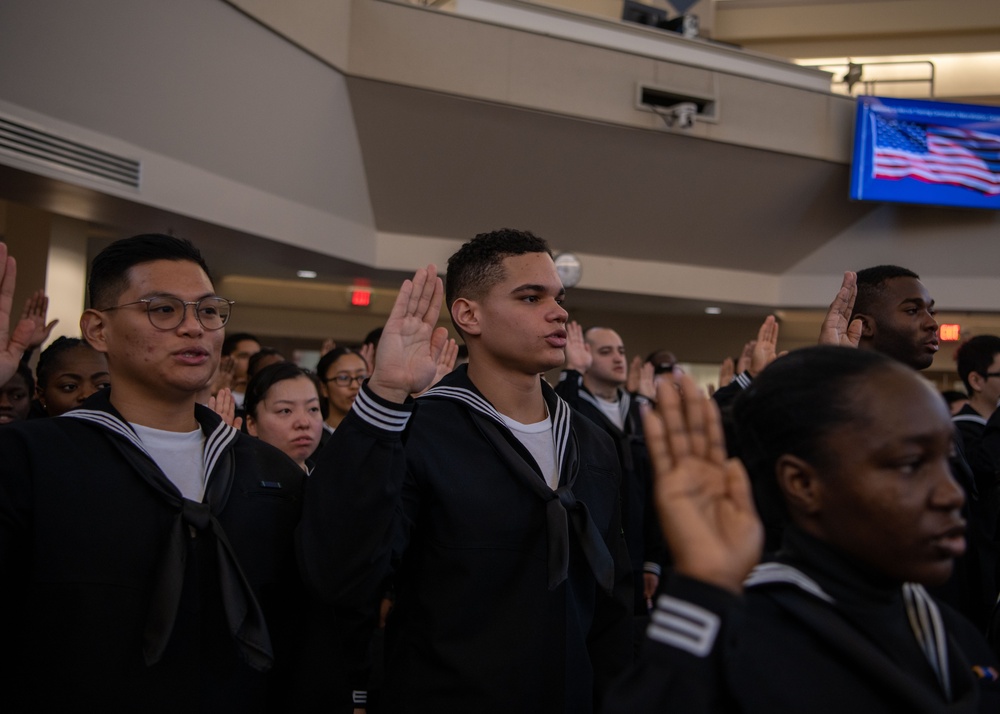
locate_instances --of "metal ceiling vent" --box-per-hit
[0,115,140,188]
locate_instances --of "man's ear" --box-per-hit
[968,371,986,395]
[855,313,875,339]
[79,309,111,355]
[451,298,482,337]
[775,454,824,517]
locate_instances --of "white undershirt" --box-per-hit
[132,423,207,501]
[595,395,625,431]
[499,413,559,490]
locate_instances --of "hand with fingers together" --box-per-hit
[819,271,863,348]
[641,372,763,594]
[718,356,735,388]
[634,359,656,400]
[208,387,244,431]
[564,321,591,373]
[0,244,36,386]
[367,265,449,404]
[749,315,785,377]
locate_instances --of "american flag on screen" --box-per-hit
[872,114,1000,195]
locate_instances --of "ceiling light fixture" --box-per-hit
[296,270,317,279]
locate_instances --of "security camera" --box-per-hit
[665,102,698,130]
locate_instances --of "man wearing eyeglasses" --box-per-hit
[0,234,331,712]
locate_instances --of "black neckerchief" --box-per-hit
[421,366,615,594]
[63,389,274,672]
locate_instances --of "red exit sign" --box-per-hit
[350,288,372,307]
[939,324,961,342]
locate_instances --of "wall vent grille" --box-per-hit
[0,115,140,188]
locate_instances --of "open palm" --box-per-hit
[0,245,35,386]
[642,372,763,593]
[368,265,449,403]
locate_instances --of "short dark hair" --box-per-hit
[851,265,920,320]
[88,234,212,309]
[35,336,100,389]
[243,361,320,419]
[363,327,383,348]
[445,229,552,313]
[733,346,901,547]
[222,333,260,357]
[941,390,968,408]
[956,335,1000,393]
[645,349,678,374]
[247,347,284,381]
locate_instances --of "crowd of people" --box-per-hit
[2,230,1000,712]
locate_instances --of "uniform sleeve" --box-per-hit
[0,428,31,591]
[0,428,34,708]
[711,371,751,409]
[297,384,414,609]
[604,573,742,714]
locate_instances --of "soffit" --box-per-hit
[347,76,875,273]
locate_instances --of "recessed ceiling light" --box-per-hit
[705,306,722,315]
[296,270,317,279]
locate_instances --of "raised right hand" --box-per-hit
[819,271,863,348]
[367,265,449,403]
[0,244,35,387]
[642,372,763,594]
[563,320,592,373]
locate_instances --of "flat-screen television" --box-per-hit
[850,96,1000,210]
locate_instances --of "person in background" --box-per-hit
[247,347,286,383]
[34,336,110,417]
[822,268,994,628]
[558,321,665,644]
[222,331,261,408]
[316,347,368,434]
[945,390,972,417]
[0,361,33,425]
[953,335,1000,496]
[244,361,324,473]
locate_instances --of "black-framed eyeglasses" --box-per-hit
[982,372,1000,379]
[323,373,367,387]
[99,296,234,331]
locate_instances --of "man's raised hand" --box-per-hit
[367,265,448,403]
[819,271,863,348]
[564,321,591,373]
[749,315,784,377]
[0,244,35,386]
